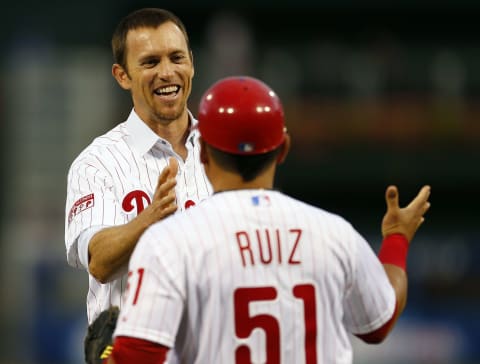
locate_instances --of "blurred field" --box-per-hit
[1,2,479,363]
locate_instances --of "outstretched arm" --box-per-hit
[104,337,169,364]
[357,185,431,343]
[88,158,179,283]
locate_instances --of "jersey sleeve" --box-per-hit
[110,336,169,364]
[342,228,396,335]
[64,156,125,268]
[113,225,186,348]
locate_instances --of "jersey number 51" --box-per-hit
[234,284,317,364]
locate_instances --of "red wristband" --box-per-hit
[378,233,409,271]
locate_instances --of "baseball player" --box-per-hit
[64,7,212,329]
[103,76,431,364]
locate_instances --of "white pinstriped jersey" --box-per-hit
[114,189,396,364]
[64,109,212,324]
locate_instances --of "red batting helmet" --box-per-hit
[198,76,286,155]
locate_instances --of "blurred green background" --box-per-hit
[0,1,479,363]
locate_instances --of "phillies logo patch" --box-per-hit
[122,190,151,214]
[68,193,94,224]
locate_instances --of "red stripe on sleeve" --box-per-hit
[110,336,169,364]
[355,303,398,344]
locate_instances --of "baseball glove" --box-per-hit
[84,306,119,364]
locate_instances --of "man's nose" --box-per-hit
[156,60,174,78]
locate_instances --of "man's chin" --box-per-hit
[155,109,184,123]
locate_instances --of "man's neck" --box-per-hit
[210,168,276,194]
[142,110,191,160]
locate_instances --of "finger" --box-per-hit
[157,162,173,186]
[161,204,178,219]
[385,185,399,210]
[161,188,177,204]
[167,157,179,177]
[157,158,179,185]
[153,176,177,201]
[416,216,425,229]
[407,185,431,210]
[160,190,178,216]
[423,201,431,214]
[162,176,177,192]
[153,159,179,199]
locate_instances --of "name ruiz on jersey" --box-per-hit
[235,228,302,267]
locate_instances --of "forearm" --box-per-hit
[378,233,409,314]
[359,185,430,344]
[357,264,406,344]
[88,217,151,283]
[377,234,409,336]
[357,234,409,344]
[382,264,407,320]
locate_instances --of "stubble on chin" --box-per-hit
[153,104,186,125]
[150,90,189,124]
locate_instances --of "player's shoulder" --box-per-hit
[68,122,129,170]
[82,122,128,153]
[134,211,198,262]
[141,201,213,245]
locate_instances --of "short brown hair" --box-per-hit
[111,8,191,70]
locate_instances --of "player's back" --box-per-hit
[173,189,358,363]
[121,188,390,364]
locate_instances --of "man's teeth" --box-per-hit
[156,86,179,95]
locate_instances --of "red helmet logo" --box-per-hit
[198,76,286,155]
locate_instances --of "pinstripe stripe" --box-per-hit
[64,109,212,323]
[114,190,395,363]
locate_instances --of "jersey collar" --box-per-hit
[125,109,198,156]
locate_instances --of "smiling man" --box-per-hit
[64,8,213,354]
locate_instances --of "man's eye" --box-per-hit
[172,55,186,63]
[143,59,157,67]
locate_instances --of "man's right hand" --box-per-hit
[139,157,178,226]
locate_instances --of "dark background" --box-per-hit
[0,1,478,363]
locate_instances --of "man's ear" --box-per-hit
[112,63,131,90]
[276,133,291,165]
[199,137,209,164]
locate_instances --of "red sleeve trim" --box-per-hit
[355,303,398,344]
[378,233,409,271]
[110,336,169,364]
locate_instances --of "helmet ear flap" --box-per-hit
[198,76,286,155]
[276,133,291,165]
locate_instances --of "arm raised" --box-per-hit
[357,185,431,343]
[89,158,179,283]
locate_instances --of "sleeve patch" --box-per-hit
[68,193,95,225]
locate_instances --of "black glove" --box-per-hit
[84,306,119,364]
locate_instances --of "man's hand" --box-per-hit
[381,185,431,242]
[88,157,179,283]
[138,157,178,226]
